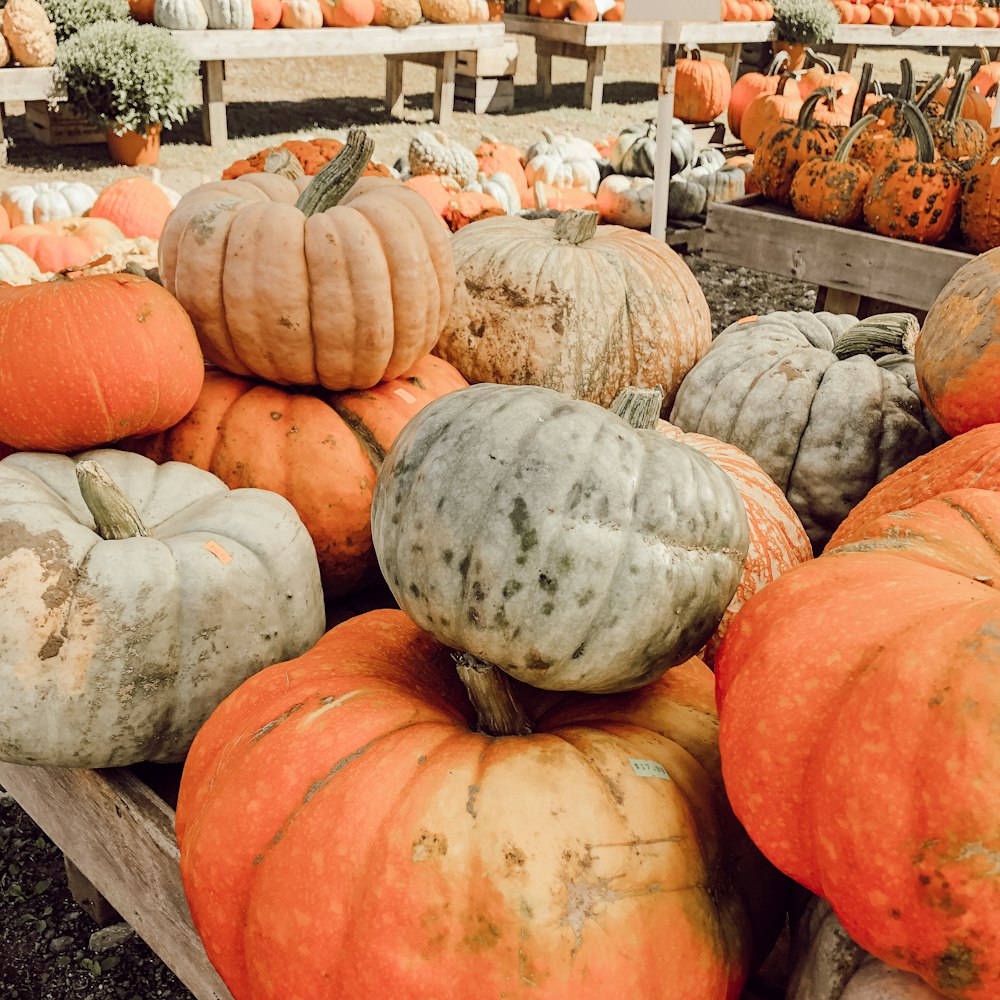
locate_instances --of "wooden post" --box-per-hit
[64,858,122,927]
[839,43,858,72]
[434,49,457,126]
[817,286,863,316]
[721,42,742,82]
[201,60,227,147]
[536,40,553,102]
[385,56,405,118]
[584,45,606,112]
[650,41,676,242]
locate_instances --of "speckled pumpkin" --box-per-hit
[717,488,1000,1000]
[670,311,947,551]
[434,211,711,412]
[960,133,1000,251]
[177,609,786,1000]
[371,382,749,694]
[915,249,1000,436]
[159,130,454,390]
[0,449,324,768]
[929,72,988,163]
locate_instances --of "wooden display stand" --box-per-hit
[0,66,64,165]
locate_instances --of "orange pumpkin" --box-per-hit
[1,217,125,272]
[475,136,529,204]
[739,74,803,152]
[961,133,1000,251]
[177,608,787,1000]
[129,356,467,595]
[320,0,375,24]
[717,487,1000,1000]
[971,46,1000,96]
[222,137,393,180]
[88,176,175,239]
[914,250,1000,437]
[675,47,733,125]
[127,0,156,20]
[0,273,204,452]
[251,0,283,26]
[528,182,600,212]
[727,50,789,138]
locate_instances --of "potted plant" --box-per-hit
[55,20,198,166]
[771,0,840,70]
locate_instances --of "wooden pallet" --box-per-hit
[702,195,973,318]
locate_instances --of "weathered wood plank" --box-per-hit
[200,60,227,147]
[504,14,657,46]
[703,197,973,312]
[0,763,235,1000]
[0,66,64,102]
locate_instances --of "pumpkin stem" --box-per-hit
[850,62,874,127]
[805,49,835,74]
[76,461,149,541]
[610,387,663,430]
[454,653,533,738]
[264,147,305,180]
[831,313,920,361]
[943,71,971,126]
[898,102,937,164]
[900,58,914,101]
[766,49,789,75]
[554,210,598,244]
[914,75,944,112]
[53,254,113,280]
[834,114,879,163]
[294,128,373,216]
[796,88,837,131]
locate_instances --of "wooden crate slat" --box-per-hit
[0,762,235,1000]
[703,197,972,312]
[0,66,63,102]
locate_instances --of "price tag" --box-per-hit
[203,540,233,565]
[394,387,418,405]
[629,758,671,780]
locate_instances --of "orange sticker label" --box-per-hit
[394,387,418,405]
[203,540,232,565]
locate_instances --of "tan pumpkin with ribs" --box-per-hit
[159,129,455,390]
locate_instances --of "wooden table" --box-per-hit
[703,196,974,318]
[0,66,63,165]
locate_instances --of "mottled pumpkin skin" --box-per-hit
[0,449,325,768]
[159,174,454,390]
[916,249,1000,436]
[669,311,946,551]
[827,425,1000,548]
[372,384,749,694]
[435,216,711,411]
[961,142,1000,251]
[656,423,812,665]
[864,158,963,245]
[129,355,467,595]
[0,273,204,452]
[753,113,841,206]
[717,489,1000,1000]
[177,610,785,1000]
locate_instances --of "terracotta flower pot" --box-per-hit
[772,41,808,71]
[106,123,162,167]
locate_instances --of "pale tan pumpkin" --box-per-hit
[2,0,56,67]
[159,130,455,390]
[280,0,324,25]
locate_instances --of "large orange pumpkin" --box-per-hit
[0,273,204,451]
[128,355,467,595]
[1,217,124,272]
[717,488,1000,1000]
[915,249,1000,436]
[727,50,789,138]
[176,608,786,1000]
[828,424,1000,548]
[675,48,733,124]
[159,129,455,391]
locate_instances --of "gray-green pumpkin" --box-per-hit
[668,172,708,219]
[669,311,948,552]
[611,119,697,179]
[371,382,749,694]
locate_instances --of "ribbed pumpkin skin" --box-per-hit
[372,384,748,694]
[656,422,811,665]
[670,311,945,551]
[716,489,1000,1000]
[177,610,782,1000]
[864,159,963,245]
[916,250,1000,436]
[88,177,175,239]
[158,174,455,390]
[827,425,1000,548]
[0,273,204,452]
[130,355,467,595]
[675,53,733,124]
[435,216,711,411]
[0,448,325,768]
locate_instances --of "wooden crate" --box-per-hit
[23,100,105,146]
[456,74,515,113]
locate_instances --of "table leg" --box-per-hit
[65,858,121,927]
[584,46,606,113]
[839,44,858,73]
[201,60,228,147]
[722,43,742,82]
[536,42,553,102]
[385,56,405,118]
[651,42,676,242]
[817,286,862,316]
[434,50,456,127]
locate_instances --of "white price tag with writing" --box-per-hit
[629,758,671,780]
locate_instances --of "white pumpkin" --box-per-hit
[154,0,209,29]
[698,164,746,206]
[597,174,654,229]
[0,449,326,769]
[203,0,253,27]
[0,244,41,285]
[478,171,519,215]
[1,181,97,227]
[524,128,604,194]
[281,0,324,26]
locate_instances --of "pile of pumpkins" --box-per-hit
[833,0,1000,26]
[4,123,1000,1000]
[739,51,1000,248]
[0,0,57,68]
[134,0,491,29]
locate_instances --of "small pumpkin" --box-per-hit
[668,173,709,220]
[474,135,528,204]
[728,49,789,138]
[154,0,210,28]
[419,0,489,21]
[204,0,253,26]
[159,129,455,391]
[675,47,733,125]
[596,174,654,229]
[961,132,1000,251]
[1,0,56,66]
[476,171,520,215]
[0,449,324,768]
[221,137,392,180]
[250,0,282,25]
[372,382,749,693]
[319,0,375,24]
[610,121,657,177]
[528,182,600,213]
[929,71,988,163]
[372,0,422,25]
[971,45,1000,97]
[739,73,803,152]
[0,244,41,285]
[525,127,604,194]
[1,216,125,272]
[1,180,97,227]
[408,130,479,188]
[435,210,712,412]
[280,0,324,24]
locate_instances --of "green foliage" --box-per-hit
[56,21,199,133]
[772,0,840,45]
[41,0,130,42]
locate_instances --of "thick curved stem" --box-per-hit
[834,114,879,162]
[850,62,874,126]
[554,210,598,244]
[76,461,148,540]
[898,102,937,163]
[797,87,837,131]
[294,128,373,216]
[455,654,533,737]
[944,72,971,126]
[832,313,920,361]
[610,386,663,430]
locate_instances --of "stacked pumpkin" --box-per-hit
[833,0,1000,25]
[526,0,626,23]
